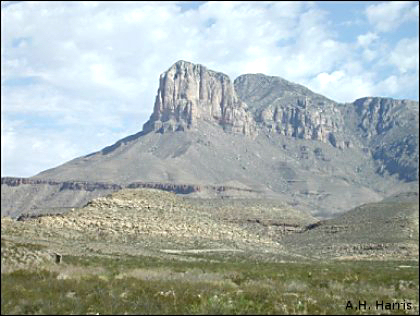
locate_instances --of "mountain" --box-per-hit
[143,60,256,135]
[1,60,418,218]
[234,73,419,182]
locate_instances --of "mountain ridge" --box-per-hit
[2,60,418,218]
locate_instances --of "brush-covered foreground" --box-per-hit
[1,189,418,314]
[1,240,418,315]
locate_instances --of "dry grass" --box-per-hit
[2,251,418,315]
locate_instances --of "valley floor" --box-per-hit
[1,240,418,315]
[1,189,418,314]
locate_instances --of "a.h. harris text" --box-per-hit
[345,300,413,311]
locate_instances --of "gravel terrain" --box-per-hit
[2,189,418,274]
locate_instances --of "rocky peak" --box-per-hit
[351,97,419,182]
[234,73,347,147]
[352,97,419,137]
[143,60,256,135]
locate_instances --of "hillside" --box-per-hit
[2,188,418,314]
[2,188,418,269]
[282,192,419,259]
[2,60,418,218]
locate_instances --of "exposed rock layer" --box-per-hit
[2,61,418,218]
[235,73,419,181]
[1,177,260,217]
[143,60,255,134]
[234,73,344,146]
[351,97,419,181]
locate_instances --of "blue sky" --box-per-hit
[1,1,419,177]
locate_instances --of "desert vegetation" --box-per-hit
[1,239,418,315]
[1,189,418,314]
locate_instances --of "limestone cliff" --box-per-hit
[235,73,418,181]
[352,97,419,181]
[234,73,349,148]
[3,61,418,219]
[143,60,256,135]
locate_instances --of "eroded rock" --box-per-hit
[143,60,256,135]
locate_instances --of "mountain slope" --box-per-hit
[2,60,418,218]
[281,192,419,259]
[235,73,419,182]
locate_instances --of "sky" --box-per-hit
[1,1,419,178]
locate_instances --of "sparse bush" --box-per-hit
[1,256,418,315]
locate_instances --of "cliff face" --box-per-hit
[143,60,256,135]
[234,73,350,148]
[3,61,418,219]
[234,73,419,182]
[353,97,419,138]
[258,103,345,146]
[352,97,419,181]
[1,177,261,217]
[235,73,418,182]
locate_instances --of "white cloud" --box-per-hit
[307,70,376,103]
[1,125,80,177]
[357,32,379,47]
[1,1,419,177]
[365,1,419,32]
[374,72,419,99]
[361,48,377,62]
[388,37,419,74]
[356,32,381,62]
[378,75,399,95]
[314,71,345,90]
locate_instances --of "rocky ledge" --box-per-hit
[1,177,262,218]
[142,60,256,135]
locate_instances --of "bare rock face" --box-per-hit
[3,61,418,219]
[258,102,344,144]
[234,74,349,148]
[235,73,419,181]
[352,97,419,181]
[353,97,418,138]
[143,60,256,135]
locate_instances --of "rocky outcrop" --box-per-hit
[353,97,419,138]
[1,177,260,195]
[234,73,350,148]
[1,177,123,191]
[258,102,345,146]
[143,60,256,135]
[2,62,418,219]
[1,177,262,218]
[234,74,419,169]
[352,97,419,181]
